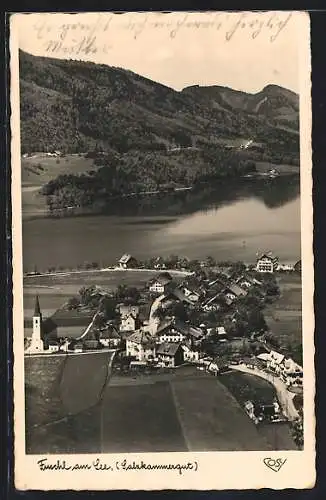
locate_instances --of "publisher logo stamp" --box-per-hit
[263,458,287,472]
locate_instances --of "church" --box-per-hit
[24,295,93,354]
[24,295,45,354]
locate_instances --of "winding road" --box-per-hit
[231,364,299,421]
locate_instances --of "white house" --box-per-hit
[48,342,60,353]
[182,345,200,362]
[118,254,138,269]
[256,254,278,273]
[120,313,140,332]
[119,304,140,318]
[126,330,156,361]
[157,330,185,344]
[100,326,121,347]
[149,272,173,294]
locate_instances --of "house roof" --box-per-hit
[156,272,173,285]
[156,342,181,356]
[203,293,221,307]
[119,303,140,314]
[34,295,41,316]
[100,326,120,339]
[126,330,154,346]
[171,286,197,304]
[156,318,175,334]
[227,284,247,297]
[173,320,203,339]
[270,350,285,364]
[118,254,134,264]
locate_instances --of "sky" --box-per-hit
[14,11,302,94]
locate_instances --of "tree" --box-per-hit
[66,296,80,310]
[101,297,118,320]
[79,285,97,306]
[206,256,216,268]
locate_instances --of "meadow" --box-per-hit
[264,272,302,355]
[25,365,275,454]
[25,351,113,454]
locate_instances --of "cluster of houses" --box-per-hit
[25,252,302,381]
[256,350,303,388]
[23,259,274,358]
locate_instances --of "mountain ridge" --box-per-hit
[19,50,299,167]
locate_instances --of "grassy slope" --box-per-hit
[22,155,96,187]
[264,273,302,351]
[25,351,113,454]
[25,362,273,454]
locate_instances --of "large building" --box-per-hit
[149,272,173,294]
[256,254,279,273]
[118,254,138,269]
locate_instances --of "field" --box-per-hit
[101,382,187,453]
[22,154,97,218]
[25,351,112,453]
[22,154,95,187]
[264,273,302,353]
[25,364,274,454]
[171,376,269,451]
[23,269,177,319]
[218,371,276,406]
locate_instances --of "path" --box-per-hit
[24,267,193,279]
[231,364,299,421]
[148,293,166,335]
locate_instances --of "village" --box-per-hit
[24,252,303,431]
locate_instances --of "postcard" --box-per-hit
[10,10,315,490]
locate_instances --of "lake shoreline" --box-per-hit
[22,173,300,221]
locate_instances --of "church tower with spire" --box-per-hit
[29,295,44,353]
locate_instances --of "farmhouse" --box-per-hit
[149,272,173,294]
[182,345,200,362]
[226,283,247,298]
[156,319,185,344]
[256,254,278,273]
[120,312,141,332]
[118,254,138,269]
[294,260,301,273]
[202,294,221,312]
[119,303,140,318]
[170,285,200,305]
[156,342,184,367]
[125,330,156,361]
[83,339,103,350]
[47,341,60,353]
[216,326,227,340]
[172,320,204,346]
[100,325,121,348]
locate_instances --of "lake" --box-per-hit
[22,177,301,272]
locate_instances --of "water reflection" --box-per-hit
[102,176,300,217]
[22,176,301,271]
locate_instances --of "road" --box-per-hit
[231,364,299,421]
[148,293,166,335]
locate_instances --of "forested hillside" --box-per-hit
[20,50,300,213]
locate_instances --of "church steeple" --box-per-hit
[30,294,44,352]
[34,295,41,317]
